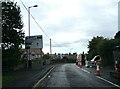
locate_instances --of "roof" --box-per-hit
[20,48,43,55]
[29,48,43,55]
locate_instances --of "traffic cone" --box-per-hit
[96,64,100,76]
[78,62,80,67]
[79,61,82,68]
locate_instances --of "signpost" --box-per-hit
[25,35,43,68]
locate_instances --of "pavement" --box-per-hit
[80,65,120,86]
[2,64,55,89]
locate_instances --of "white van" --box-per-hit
[89,55,101,67]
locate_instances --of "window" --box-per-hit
[37,43,39,46]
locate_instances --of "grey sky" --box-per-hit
[14,0,119,54]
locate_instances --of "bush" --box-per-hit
[88,36,120,66]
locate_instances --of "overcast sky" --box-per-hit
[14,0,119,54]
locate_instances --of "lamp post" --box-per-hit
[27,5,38,68]
[28,5,38,37]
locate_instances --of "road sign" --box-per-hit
[25,35,43,49]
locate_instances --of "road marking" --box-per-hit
[76,65,90,74]
[81,68,90,74]
[96,76,120,88]
[32,66,55,89]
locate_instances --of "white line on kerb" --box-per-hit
[81,68,90,74]
[96,76,120,88]
[32,66,55,89]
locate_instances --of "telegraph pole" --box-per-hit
[118,1,120,31]
[27,5,38,68]
[50,38,52,54]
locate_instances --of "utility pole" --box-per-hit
[27,5,38,68]
[118,1,120,31]
[50,38,52,54]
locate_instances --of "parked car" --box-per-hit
[89,55,101,67]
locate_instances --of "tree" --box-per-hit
[88,35,120,66]
[98,39,113,66]
[2,1,25,71]
[114,31,120,39]
[87,36,104,60]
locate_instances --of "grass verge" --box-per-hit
[2,76,16,85]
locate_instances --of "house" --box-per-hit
[25,35,43,60]
[29,48,43,60]
[20,48,44,60]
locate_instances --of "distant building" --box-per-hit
[29,48,43,60]
[20,48,44,60]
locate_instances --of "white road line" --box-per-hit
[96,76,120,88]
[76,66,90,74]
[32,66,55,89]
[81,68,90,74]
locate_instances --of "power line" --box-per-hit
[19,0,77,53]
[19,0,50,39]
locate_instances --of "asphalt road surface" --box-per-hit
[33,63,120,88]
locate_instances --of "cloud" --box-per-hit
[15,0,119,53]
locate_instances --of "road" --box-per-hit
[33,63,120,88]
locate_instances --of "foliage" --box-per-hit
[2,75,16,85]
[2,2,25,71]
[67,58,76,63]
[2,2,24,49]
[114,31,120,39]
[42,54,50,59]
[87,36,105,60]
[88,35,120,66]
[98,39,113,66]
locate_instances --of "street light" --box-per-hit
[27,5,38,68]
[28,5,38,37]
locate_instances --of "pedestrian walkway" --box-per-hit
[2,64,55,89]
[82,65,120,86]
